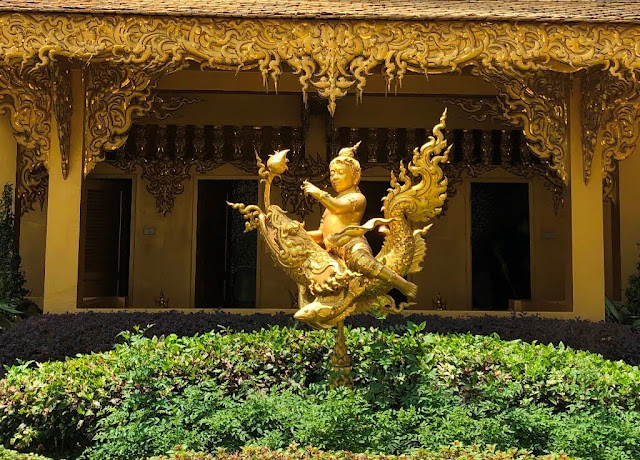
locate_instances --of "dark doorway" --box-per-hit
[471,182,531,310]
[195,180,258,308]
[359,181,407,306]
[82,178,132,301]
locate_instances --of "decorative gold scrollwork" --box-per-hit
[0,65,52,170]
[599,73,640,203]
[0,15,639,174]
[51,63,72,179]
[146,95,204,121]
[16,146,48,216]
[579,70,640,202]
[84,63,173,176]
[440,97,509,126]
[3,16,640,98]
[475,68,570,184]
[580,70,605,185]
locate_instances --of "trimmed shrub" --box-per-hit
[0,447,51,459]
[0,327,328,457]
[146,444,574,460]
[2,327,640,459]
[2,312,640,371]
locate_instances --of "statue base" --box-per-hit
[330,321,353,388]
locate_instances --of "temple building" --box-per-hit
[0,0,639,321]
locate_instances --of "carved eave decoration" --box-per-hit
[145,95,205,121]
[580,69,640,203]
[0,64,53,172]
[16,146,48,215]
[0,15,639,185]
[440,96,509,127]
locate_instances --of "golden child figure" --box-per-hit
[302,143,418,298]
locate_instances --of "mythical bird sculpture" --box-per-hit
[229,109,451,330]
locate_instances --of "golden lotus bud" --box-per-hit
[267,149,290,175]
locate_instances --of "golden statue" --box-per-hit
[229,110,451,383]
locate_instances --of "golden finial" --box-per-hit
[267,149,290,175]
[337,140,361,158]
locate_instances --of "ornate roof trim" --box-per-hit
[1,12,640,185]
[0,1,639,24]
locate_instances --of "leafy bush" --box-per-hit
[0,327,328,457]
[2,311,640,371]
[0,446,51,459]
[146,444,574,460]
[0,184,28,326]
[86,385,635,460]
[2,327,640,459]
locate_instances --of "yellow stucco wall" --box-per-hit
[20,202,47,305]
[620,148,640,299]
[42,69,86,313]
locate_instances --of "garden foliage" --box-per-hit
[1,326,639,459]
[0,443,574,460]
[0,447,51,459]
[147,444,574,459]
[0,184,27,319]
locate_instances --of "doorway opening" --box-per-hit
[81,178,132,307]
[471,182,531,310]
[195,180,258,308]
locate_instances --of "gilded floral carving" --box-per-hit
[599,73,640,203]
[146,95,205,121]
[51,63,72,179]
[578,70,640,202]
[84,63,169,176]
[475,69,570,183]
[0,14,639,176]
[0,64,52,170]
[16,146,48,215]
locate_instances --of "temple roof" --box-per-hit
[0,0,639,23]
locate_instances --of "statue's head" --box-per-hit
[329,141,362,192]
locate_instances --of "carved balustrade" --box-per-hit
[329,126,565,214]
[19,122,566,217]
[106,124,328,217]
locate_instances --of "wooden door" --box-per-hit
[81,179,132,303]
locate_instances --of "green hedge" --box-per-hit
[0,444,577,460]
[147,444,574,459]
[1,325,640,459]
[0,447,51,459]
